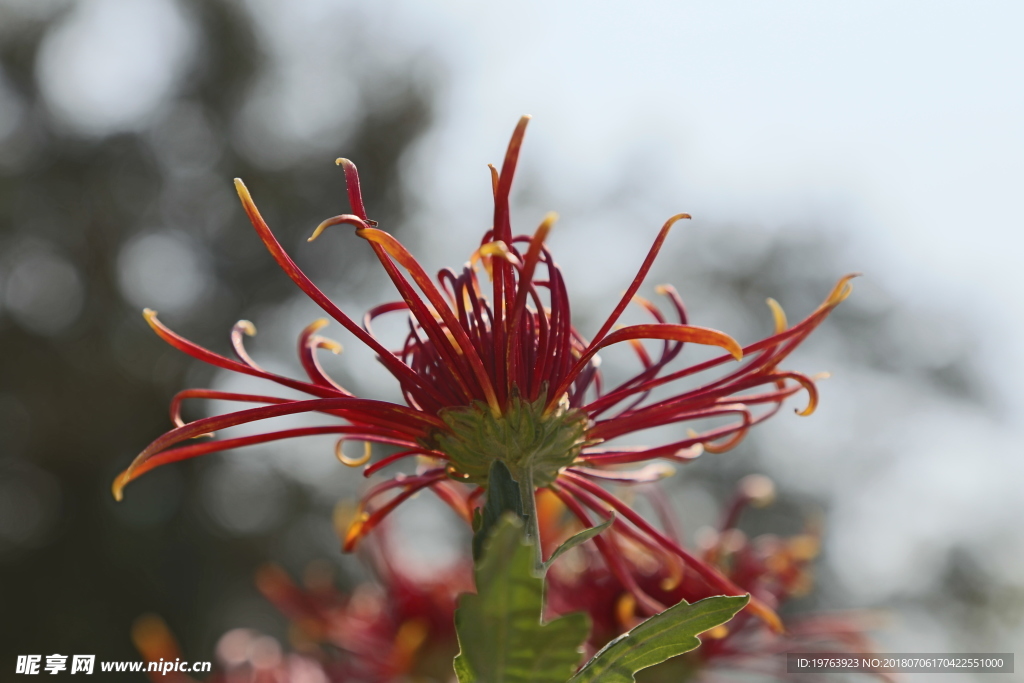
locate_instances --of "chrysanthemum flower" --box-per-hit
[131,522,469,683]
[542,477,891,681]
[113,116,853,630]
[250,524,469,682]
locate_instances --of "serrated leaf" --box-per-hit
[542,513,615,572]
[454,515,591,683]
[568,594,749,683]
[472,460,524,561]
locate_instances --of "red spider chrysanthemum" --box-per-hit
[114,116,854,631]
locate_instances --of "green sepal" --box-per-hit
[454,515,591,683]
[568,594,749,683]
[432,390,588,486]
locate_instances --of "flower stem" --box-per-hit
[515,465,544,573]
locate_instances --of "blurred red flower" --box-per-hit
[541,478,892,681]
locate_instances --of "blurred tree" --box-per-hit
[0,0,432,666]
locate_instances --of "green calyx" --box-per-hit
[431,390,589,487]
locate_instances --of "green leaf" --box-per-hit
[453,654,474,682]
[472,460,524,561]
[568,594,749,683]
[455,515,591,683]
[542,513,615,572]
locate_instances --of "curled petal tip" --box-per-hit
[795,400,816,417]
[765,297,788,333]
[309,214,367,242]
[233,179,260,215]
[142,308,160,330]
[708,331,743,361]
[472,240,521,266]
[308,223,328,242]
[827,272,862,305]
[335,439,372,468]
[659,558,685,592]
[663,213,691,232]
[650,462,676,479]
[487,164,499,196]
[343,513,368,552]
[597,324,742,363]
[111,471,128,502]
[236,320,257,336]
[306,318,330,334]
[335,157,351,167]
[615,593,637,627]
[671,443,704,461]
[703,624,729,640]
[747,596,785,634]
[781,373,820,416]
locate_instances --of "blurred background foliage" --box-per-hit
[1,0,1020,680]
[0,0,433,664]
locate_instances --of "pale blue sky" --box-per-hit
[384,0,1023,334]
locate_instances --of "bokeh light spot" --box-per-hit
[3,245,84,336]
[117,230,211,315]
[35,0,193,135]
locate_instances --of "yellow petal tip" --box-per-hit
[142,309,159,330]
[233,178,255,208]
[111,473,127,502]
[335,440,372,468]
[826,272,862,306]
[726,338,744,361]
[703,624,729,640]
[765,297,788,333]
[236,320,257,336]
[343,513,368,552]
[308,318,330,333]
[307,223,327,242]
[747,597,785,634]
